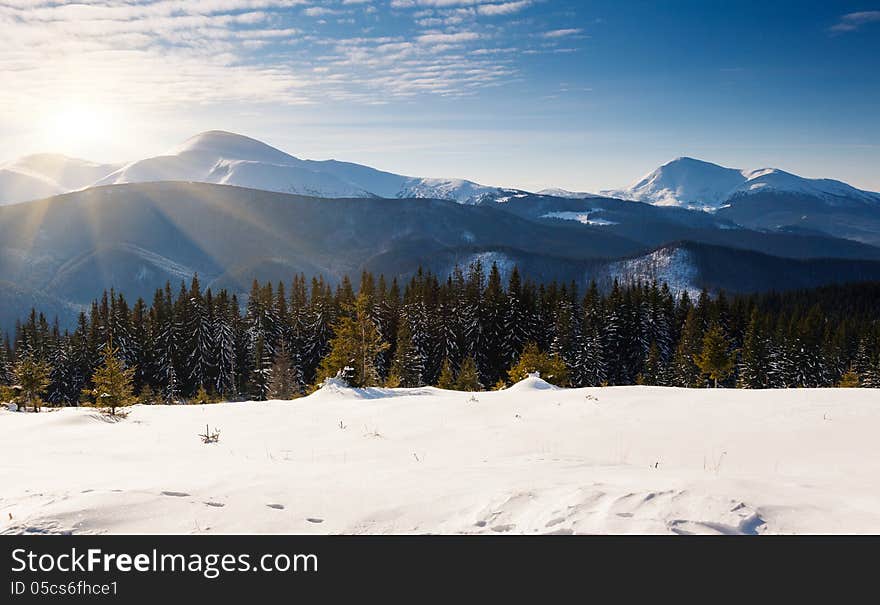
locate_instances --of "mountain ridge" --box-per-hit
[602,156,880,210]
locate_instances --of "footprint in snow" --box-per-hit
[491,524,516,533]
[204,502,225,508]
[161,491,190,497]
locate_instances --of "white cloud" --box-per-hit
[476,1,531,16]
[0,0,539,129]
[540,28,583,38]
[830,11,880,33]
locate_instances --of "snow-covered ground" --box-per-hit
[2,378,879,535]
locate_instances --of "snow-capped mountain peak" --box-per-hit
[170,130,297,165]
[94,130,514,204]
[602,156,880,209]
[602,157,746,209]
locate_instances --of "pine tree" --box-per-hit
[738,309,770,388]
[673,307,703,387]
[637,341,663,385]
[138,385,159,404]
[165,365,181,404]
[0,337,12,385]
[437,358,456,389]
[252,335,273,400]
[13,355,51,412]
[504,266,529,368]
[303,277,334,383]
[454,355,482,391]
[390,308,427,387]
[573,284,607,386]
[317,291,389,388]
[187,279,217,393]
[268,341,302,399]
[694,322,735,388]
[191,384,211,405]
[481,262,509,385]
[90,346,136,416]
[214,291,238,398]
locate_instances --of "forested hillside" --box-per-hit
[3,262,880,406]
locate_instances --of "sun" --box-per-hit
[35,102,121,159]
[48,105,103,140]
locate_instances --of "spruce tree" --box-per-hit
[454,355,482,391]
[252,335,273,400]
[317,291,389,388]
[437,358,456,389]
[0,337,12,386]
[90,346,136,416]
[165,365,181,404]
[390,308,427,387]
[268,341,302,399]
[13,355,51,412]
[638,341,663,386]
[738,309,770,388]
[673,307,703,387]
[694,322,735,388]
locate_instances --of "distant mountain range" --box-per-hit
[0,131,516,206]
[5,132,879,213]
[0,154,121,205]
[2,132,880,332]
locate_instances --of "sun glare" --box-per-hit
[36,102,120,159]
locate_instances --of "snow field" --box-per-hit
[2,378,879,535]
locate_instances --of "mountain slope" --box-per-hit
[0,181,642,331]
[599,241,880,296]
[95,130,515,204]
[0,154,120,205]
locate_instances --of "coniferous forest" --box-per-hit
[2,260,880,407]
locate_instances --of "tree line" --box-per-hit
[2,262,880,407]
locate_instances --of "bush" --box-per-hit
[508,342,569,386]
[838,369,860,388]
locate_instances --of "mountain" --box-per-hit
[0,181,640,332]
[603,156,880,211]
[4,181,880,333]
[94,130,516,204]
[0,154,120,206]
[535,188,597,199]
[0,131,517,205]
[597,156,880,245]
[492,193,880,261]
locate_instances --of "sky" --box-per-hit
[1,0,879,192]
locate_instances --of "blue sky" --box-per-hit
[2,0,879,192]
